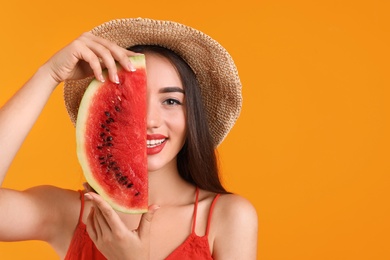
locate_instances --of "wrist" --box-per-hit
[35,63,61,92]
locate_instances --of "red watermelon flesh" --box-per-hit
[76,55,147,213]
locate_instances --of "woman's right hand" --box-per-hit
[43,32,137,86]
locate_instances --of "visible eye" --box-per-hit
[163,98,182,106]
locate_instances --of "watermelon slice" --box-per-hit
[76,55,148,213]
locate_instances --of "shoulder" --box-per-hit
[210,193,258,259]
[214,193,258,229]
[198,190,258,226]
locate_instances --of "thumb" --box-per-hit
[138,205,160,240]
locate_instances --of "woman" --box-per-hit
[0,18,258,259]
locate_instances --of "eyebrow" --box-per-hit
[159,86,185,94]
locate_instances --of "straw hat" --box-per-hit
[64,17,242,146]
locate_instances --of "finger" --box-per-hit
[86,206,98,242]
[94,206,112,234]
[97,44,137,73]
[83,33,136,82]
[138,205,160,240]
[74,43,105,82]
[113,49,138,72]
[93,207,103,239]
[75,32,118,83]
[85,192,126,231]
[85,42,119,83]
[87,33,137,72]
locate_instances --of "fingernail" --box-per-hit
[84,193,93,201]
[82,182,88,190]
[128,63,136,72]
[99,74,105,82]
[114,74,120,84]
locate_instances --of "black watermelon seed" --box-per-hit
[107,143,113,147]
[115,106,120,112]
[97,146,103,150]
[106,136,113,141]
[127,183,133,188]
[119,176,128,182]
[104,111,110,117]
[135,192,140,196]
[101,124,105,128]
[99,156,105,160]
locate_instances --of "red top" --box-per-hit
[64,188,220,259]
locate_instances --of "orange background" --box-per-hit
[1,0,389,259]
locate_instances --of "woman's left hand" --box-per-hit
[84,192,159,260]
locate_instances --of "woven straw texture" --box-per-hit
[64,18,242,146]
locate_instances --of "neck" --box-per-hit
[148,160,195,207]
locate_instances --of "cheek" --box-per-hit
[173,114,187,134]
[166,111,187,138]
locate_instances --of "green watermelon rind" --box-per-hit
[76,55,147,214]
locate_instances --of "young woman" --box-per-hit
[0,18,258,259]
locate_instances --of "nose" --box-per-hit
[146,98,161,129]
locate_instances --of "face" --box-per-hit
[145,53,187,172]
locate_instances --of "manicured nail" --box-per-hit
[114,74,120,84]
[128,63,136,72]
[99,74,105,82]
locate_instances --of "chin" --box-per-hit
[147,156,178,173]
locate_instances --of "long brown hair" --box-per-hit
[128,45,228,194]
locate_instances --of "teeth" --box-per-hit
[146,139,165,148]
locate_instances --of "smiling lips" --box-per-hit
[146,134,167,155]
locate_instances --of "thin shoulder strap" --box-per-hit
[77,190,85,224]
[191,187,200,233]
[205,193,221,236]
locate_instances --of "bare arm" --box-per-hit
[0,67,57,183]
[0,186,78,241]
